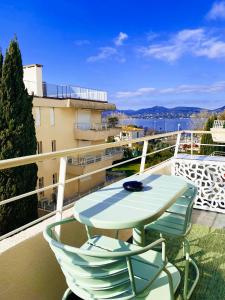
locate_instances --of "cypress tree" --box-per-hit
[0,49,3,80]
[0,39,38,235]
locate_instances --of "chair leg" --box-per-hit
[183,238,200,300]
[163,266,175,300]
[62,287,72,300]
[183,239,190,300]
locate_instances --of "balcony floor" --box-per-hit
[192,209,225,229]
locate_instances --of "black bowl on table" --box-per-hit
[123,181,143,192]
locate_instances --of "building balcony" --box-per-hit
[1,131,225,299]
[67,149,123,175]
[73,123,121,140]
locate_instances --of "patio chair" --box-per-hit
[145,183,199,300]
[43,217,180,300]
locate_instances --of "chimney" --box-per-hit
[23,64,43,97]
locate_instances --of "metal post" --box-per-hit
[133,226,145,246]
[191,133,193,156]
[174,133,181,158]
[140,140,148,173]
[55,156,67,239]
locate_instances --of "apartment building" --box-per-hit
[23,64,122,205]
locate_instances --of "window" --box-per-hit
[50,108,55,126]
[51,140,56,152]
[35,107,41,127]
[52,173,58,194]
[38,177,44,197]
[37,141,43,154]
[52,173,58,184]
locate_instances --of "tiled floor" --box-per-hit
[192,209,225,229]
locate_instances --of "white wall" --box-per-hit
[23,65,43,97]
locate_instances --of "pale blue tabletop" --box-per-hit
[73,173,188,230]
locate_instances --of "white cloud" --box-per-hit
[74,39,90,46]
[139,28,225,62]
[87,47,118,62]
[87,32,128,63]
[115,81,225,98]
[206,1,225,20]
[146,31,159,41]
[114,32,128,46]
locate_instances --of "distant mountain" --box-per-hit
[213,105,225,113]
[105,105,225,118]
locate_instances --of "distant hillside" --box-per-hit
[104,105,225,118]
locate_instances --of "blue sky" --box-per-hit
[1,1,225,109]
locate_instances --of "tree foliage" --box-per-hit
[0,39,38,234]
[0,49,3,84]
[200,115,219,155]
[107,116,119,127]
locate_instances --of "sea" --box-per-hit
[120,118,191,132]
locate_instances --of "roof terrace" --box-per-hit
[23,64,108,102]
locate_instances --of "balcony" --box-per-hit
[74,123,121,140]
[67,148,123,175]
[0,131,225,299]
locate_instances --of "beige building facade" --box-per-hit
[23,64,122,207]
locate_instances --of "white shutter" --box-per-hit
[35,107,41,127]
[50,108,55,126]
[77,110,91,129]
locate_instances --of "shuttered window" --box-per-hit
[50,108,55,126]
[35,107,41,127]
[51,140,56,152]
[38,177,44,197]
[37,141,43,154]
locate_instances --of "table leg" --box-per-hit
[133,226,145,246]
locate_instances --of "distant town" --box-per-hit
[108,105,225,119]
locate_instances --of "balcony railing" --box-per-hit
[74,122,120,131]
[213,120,225,128]
[2,129,225,242]
[68,149,123,166]
[0,131,177,241]
[74,122,108,131]
[23,80,108,102]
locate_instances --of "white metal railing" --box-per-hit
[23,80,108,102]
[0,131,178,241]
[74,122,120,131]
[2,129,225,241]
[213,120,225,128]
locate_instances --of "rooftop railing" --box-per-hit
[23,80,108,102]
[1,129,224,242]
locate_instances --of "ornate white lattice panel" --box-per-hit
[173,155,225,213]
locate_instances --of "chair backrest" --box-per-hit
[43,218,164,299]
[44,222,131,299]
[182,183,198,230]
[166,182,198,234]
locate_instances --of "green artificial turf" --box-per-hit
[146,224,225,300]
